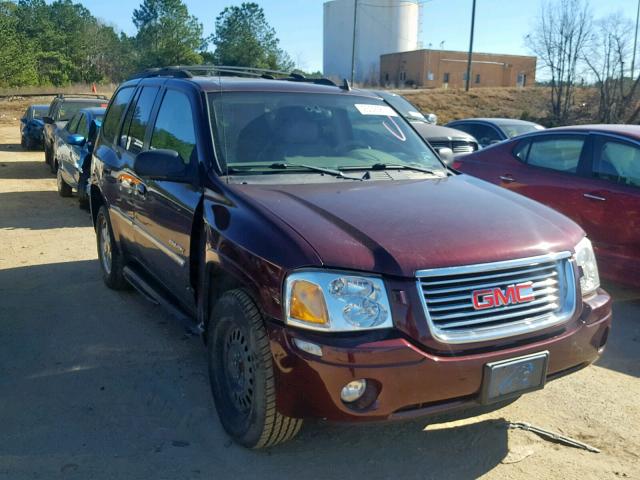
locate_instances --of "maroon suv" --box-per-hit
[90,67,612,448]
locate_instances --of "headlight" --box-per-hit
[284,271,392,332]
[574,237,600,296]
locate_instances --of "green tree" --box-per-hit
[210,2,294,71]
[0,2,38,87]
[132,0,204,68]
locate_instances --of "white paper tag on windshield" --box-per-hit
[355,104,398,117]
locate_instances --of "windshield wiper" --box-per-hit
[269,162,364,181]
[363,163,446,176]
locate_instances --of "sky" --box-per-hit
[77,0,639,72]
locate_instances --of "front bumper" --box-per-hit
[268,289,611,422]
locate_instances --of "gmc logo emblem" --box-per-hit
[472,282,535,310]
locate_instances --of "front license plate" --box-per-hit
[481,351,549,404]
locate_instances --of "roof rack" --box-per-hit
[54,93,108,100]
[128,65,337,87]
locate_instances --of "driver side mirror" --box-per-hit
[20,117,27,124]
[436,147,454,166]
[134,149,188,181]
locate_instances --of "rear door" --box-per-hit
[112,85,161,257]
[577,134,640,285]
[131,87,202,309]
[93,86,137,248]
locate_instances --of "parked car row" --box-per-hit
[77,67,611,449]
[21,94,108,208]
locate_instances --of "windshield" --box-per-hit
[375,91,427,122]
[208,92,444,175]
[501,123,545,138]
[59,101,105,121]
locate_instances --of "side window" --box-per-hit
[150,90,196,164]
[527,136,585,173]
[66,113,81,133]
[77,114,90,138]
[121,87,159,155]
[594,138,640,188]
[101,87,135,144]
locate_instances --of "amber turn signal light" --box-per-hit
[289,280,329,325]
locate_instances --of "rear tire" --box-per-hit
[21,136,26,149]
[56,167,72,197]
[96,205,128,290]
[208,289,302,449]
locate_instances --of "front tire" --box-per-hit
[96,205,128,290]
[208,289,302,448]
[56,167,72,197]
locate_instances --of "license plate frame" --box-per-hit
[480,351,549,404]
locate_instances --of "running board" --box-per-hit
[123,266,202,335]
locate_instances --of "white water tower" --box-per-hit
[323,0,420,85]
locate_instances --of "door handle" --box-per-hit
[500,174,515,183]
[583,193,606,201]
[135,183,147,196]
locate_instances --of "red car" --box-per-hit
[454,125,640,288]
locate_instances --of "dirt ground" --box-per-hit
[0,122,639,480]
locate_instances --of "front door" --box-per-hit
[507,134,592,227]
[131,88,202,309]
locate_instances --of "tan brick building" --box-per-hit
[380,49,537,88]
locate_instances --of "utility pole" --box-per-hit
[350,0,358,85]
[632,0,640,79]
[465,0,477,92]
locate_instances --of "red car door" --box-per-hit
[575,134,640,287]
[506,134,593,225]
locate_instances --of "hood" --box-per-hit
[412,123,476,142]
[234,174,584,278]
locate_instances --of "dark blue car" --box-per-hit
[20,104,48,150]
[54,107,105,208]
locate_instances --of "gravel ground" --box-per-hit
[0,124,639,480]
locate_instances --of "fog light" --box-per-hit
[340,379,367,403]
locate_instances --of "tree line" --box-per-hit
[530,0,640,125]
[0,0,295,88]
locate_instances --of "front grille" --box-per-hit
[417,253,576,344]
[452,141,477,154]
[429,140,450,150]
[428,140,477,155]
